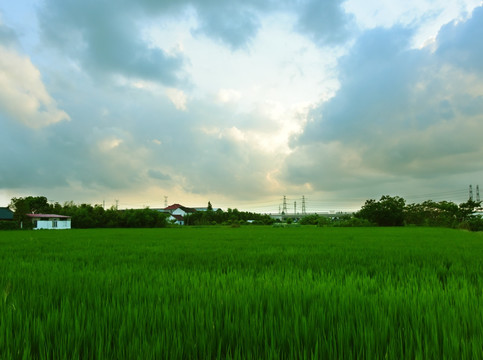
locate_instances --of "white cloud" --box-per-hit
[217,89,241,103]
[344,0,481,47]
[98,137,123,152]
[165,88,188,110]
[0,44,70,128]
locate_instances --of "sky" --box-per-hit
[1,0,482,213]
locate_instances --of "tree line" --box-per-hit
[299,196,483,231]
[184,207,275,226]
[3,195,483,230]
[7,196,168,229]
[4,196,275,229]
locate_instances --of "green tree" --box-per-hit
[356,195,406,226]
[9,196,51,229]
[299,214,320,225]
[458,199,481,222]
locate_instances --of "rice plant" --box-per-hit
[1,227,482,359]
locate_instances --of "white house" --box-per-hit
[168,214,185,225]
[27,214,71,230]
[158,204,197,225]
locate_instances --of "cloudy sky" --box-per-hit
[1,0,482,213]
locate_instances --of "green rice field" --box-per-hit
[1,227,483,359]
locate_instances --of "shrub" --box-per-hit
[333,217,374,227]
[465,216,483,232]
[317,217,331,227]
[0,221,18,230]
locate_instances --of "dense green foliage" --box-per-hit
[8,197,168,229]
[184,208,274,225]
[1,227,483,359]
[356,195,482,230]
[0,221,17,230]
[53,203,168,229]
[356,195,406,226]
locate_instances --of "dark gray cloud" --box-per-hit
[294,0,354,45]
[147,169,171,181]
[284,6,483,196]
[436,6,483,72]
[192,3,261,51]
[0,22,18,47]
[37,0,353,81]
[298,26,420,145]
[39,0,186,85]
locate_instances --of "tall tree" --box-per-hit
[9,196,50,229]
[356,195,406,226]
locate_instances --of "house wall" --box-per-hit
[168,215,184,225]
[34,219,71,230]
[172,208,188,216]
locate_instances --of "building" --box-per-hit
[193,207,221,212]
[0,207,14,221]
[27,214,71,230]
[158,204,197,225]
[169,214,185,225]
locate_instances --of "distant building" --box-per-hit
[27,214,71,230]
[193,207,221,212]
[0,207,14,221]
[158,204,197,225]
[155,203,222,225]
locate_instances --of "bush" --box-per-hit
[0,221,18,230]
[333,217,374,227]
[317,217,331,227]
[465,216,483,232]
[300,214,320,225]
[272,223,285,228]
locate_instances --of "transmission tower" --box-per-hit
[164,196,168,208]
[469,185,474,201]
[294,201,297,215]
[282,195,288,214]
[477,185,480,202]
[302,196,306,215]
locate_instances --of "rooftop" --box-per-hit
[0,207,14,220]
[27,214,71,219]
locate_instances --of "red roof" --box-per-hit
[171,214,184,221]
[27,214,71,219]
[164,204,196,213]
[164,203,182,210]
